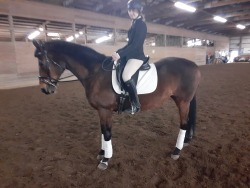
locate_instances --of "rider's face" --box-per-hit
[128,9,139,19]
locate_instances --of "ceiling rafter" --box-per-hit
[1,0,250,40]
[204,0,250,9]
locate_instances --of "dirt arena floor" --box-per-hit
[0,63,249,188]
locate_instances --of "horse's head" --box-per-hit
[33,40,66,95]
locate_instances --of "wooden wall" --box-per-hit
[88,43,207,65]
[15,42,38,75]
[0,42,16,75]
[0,0,230,89]
[0,41,206,76]
[0,42,37,75]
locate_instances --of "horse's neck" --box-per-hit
[49,43,105,85]
[64,55,102,85]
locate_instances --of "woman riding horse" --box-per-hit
[112,0,147,114]
[32,0,201,171]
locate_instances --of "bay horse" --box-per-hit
[33,40,201,170]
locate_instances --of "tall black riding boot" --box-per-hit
[124,79,141,114]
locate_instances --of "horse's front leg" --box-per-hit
[96,108,113,170]
[171,100,190,160]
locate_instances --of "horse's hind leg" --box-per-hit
[184,96,196,146]
[171,98,190,160]
[97,108,113,170]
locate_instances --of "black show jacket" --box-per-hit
[117,17,147,62]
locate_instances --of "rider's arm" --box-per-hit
[117,20,147,59]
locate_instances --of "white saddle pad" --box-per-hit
[112,62,158,95]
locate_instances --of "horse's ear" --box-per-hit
[32,39,44,50]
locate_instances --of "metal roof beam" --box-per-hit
[204,0,250,9]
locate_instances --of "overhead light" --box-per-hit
[28,30,40,40]
[174,2,196,13]
[236,24,246,30]
[79,31,83,35]
[66,36,74,41]
[95,35,112,44]
[213,16,227,23]
[47,32,60,37]
[151,42,156,46]
[39,27,44,31]
[75,34,79,38]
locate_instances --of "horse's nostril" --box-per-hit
[41,88,49,95]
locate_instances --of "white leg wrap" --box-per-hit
[103,139,113,158]
[175,129,186,150]
[101,134,105,150]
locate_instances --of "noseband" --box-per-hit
[37,50,64,88]
[38,76,58,88]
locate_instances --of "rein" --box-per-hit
[58,75,78,83]
[39,72,78,86]
[101,57,117,71]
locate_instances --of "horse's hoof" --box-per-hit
[98,161,108,170]
[97,154,104,160]
[171,154,180,160]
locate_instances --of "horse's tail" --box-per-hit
[186,95,197,139]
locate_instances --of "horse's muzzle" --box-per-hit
[41,87,55,95]
[41,88,50,95]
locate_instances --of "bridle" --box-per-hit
[37,47,115,88]
[38,49,64,88]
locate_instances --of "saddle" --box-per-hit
[116,56,150,89]
[112,57,158,114]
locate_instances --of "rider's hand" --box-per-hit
[112,52,120,61]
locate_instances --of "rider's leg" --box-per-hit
[122,59,143,82]
[122,59,143,114]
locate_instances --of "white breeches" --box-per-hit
[122,59,143,82]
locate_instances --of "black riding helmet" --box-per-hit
[127,0,143,13]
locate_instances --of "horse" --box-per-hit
[32,40,201,170]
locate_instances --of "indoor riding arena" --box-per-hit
[0,1,249,187]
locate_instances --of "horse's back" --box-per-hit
[155,57,198,69]
[154,57,201,100]
[155,57,200,77]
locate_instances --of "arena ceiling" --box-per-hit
[28,0,250,36]
[0,0,249,42]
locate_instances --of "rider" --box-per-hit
[112,0,147,114]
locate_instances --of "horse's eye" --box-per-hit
[35,51,43,58]
[38,60,45,67]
